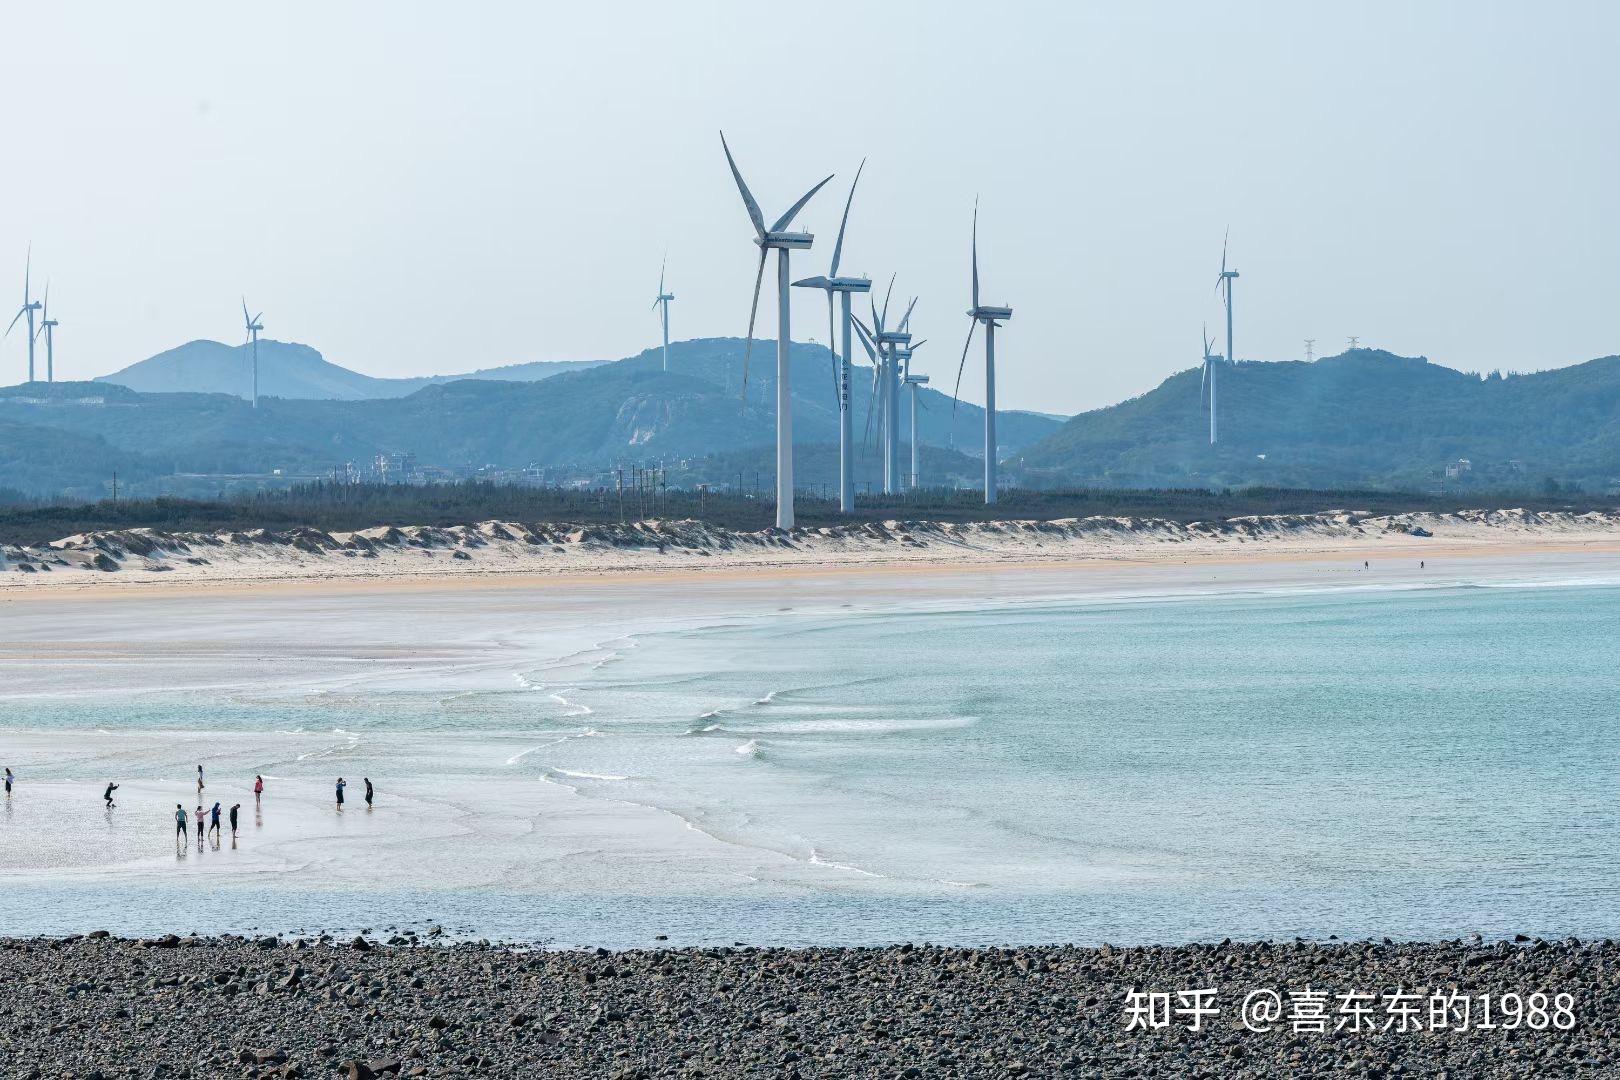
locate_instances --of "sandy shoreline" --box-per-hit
[4,507,1620,601]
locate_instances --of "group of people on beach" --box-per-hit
[3,765,378,847]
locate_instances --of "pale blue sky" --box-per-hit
[0,1,1614,412]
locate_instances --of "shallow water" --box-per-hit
[2,561,1617,946]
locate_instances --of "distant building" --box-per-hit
[1444,459,1472,479]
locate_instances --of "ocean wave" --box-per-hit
[808,847,884,878]
[549,768,629,782]
[711,716,975,737]
[733,739,763,759]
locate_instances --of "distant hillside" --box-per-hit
[96,339,605,401]
[0,339,1064,497]
[1020,349,1620,491]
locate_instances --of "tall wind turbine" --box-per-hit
[39,283,57,383]
[5,249,43,383]
[242,299,264,408]
[791,159,871,513]
[952,200,1013,505]
[1213,228,1238,444]
[720,131,833,531]
[652,259,674,371]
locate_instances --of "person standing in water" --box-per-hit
[363,778,374,809]
[5,768,13,797]
[253,775,264,805]
[194,805,206,849]
[335,777,346,811]
[229,803,241,838]
[196,765,205,796]
[208,802,222,840]
[175,804,188,845]
[103,782,119,808]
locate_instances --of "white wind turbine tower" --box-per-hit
[858,279,910,495]
[38,283,57,383]
[652,259,674,371]
[791,159,871,513]
[953,200,1013,505]
[242,299,264,408]
[1199,323,1220,444]
[1212,228,1239,444]
[720,131,834,530]
[5,248,43,383]
[899,341,929,490]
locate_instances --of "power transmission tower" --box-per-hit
[1304,338,1315,362]
[1347,336,1360,350]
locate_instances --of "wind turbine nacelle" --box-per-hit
[760,231,814,250]
[972,305,1013,322]
[828,275,872,293]
[908,375,930,385]
[658,293,675,302]
[877,331,911,345]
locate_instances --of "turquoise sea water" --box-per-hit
[2,577,1617,946]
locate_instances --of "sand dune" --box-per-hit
[3,507,1620,591]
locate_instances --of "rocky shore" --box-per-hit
[0,935,1612,1078]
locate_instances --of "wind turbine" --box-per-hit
[791,159,871,513]
[5,249,43,383]
[720,131,834,531]
[1199,323,1220,444]
[38,283,57,383]
[1213,228,1238,444]
[242,299,264,408]
[860,278,910,494]
[899,340,929,490]
[652,259,674,372]
[952,200,1013,505]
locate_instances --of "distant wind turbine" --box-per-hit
[1212,228,1239,445]
[1199,323,1220,444]
[5,248,43,383]
[242,299,264,408]
[861,277,912,494]
[952,200,1013,505]
[791,159,871,513]
[720,131,834,530]
[900,341,929,490]
[38,283,57,383]
[652,259,674,372]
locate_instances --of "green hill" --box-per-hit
[1019,349,1620,492]
[0,339,1063,497]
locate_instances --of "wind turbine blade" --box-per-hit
[1221,226,1229,275]
[952,320,978,415]
[790,275,831,289]
[900,296,917,333]
[4,307,23,337]
[254,312,264,326]
[40,281,48,321]
[659,256,665,296]
[741,246,768,390]
[909,338,927,351]
[770,173,834,234]
[829,158,864,278]
[880,274,894,332]
[850,314,880,363]
[863,356,883,448]
[1200,359,1208,404]
[970,199,980,312]
[23,244,31,305]
[719,131,767,240]
[242,296,250,326]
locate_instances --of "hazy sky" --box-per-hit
[1,1,1614,413]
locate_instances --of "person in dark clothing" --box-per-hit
[208,802,222,839]
[364,778,374,809]
[104,782,119,808]
[229,803,241,838]
[5,768,13,797]
[175,804,188,843]
[335,777,346,810]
